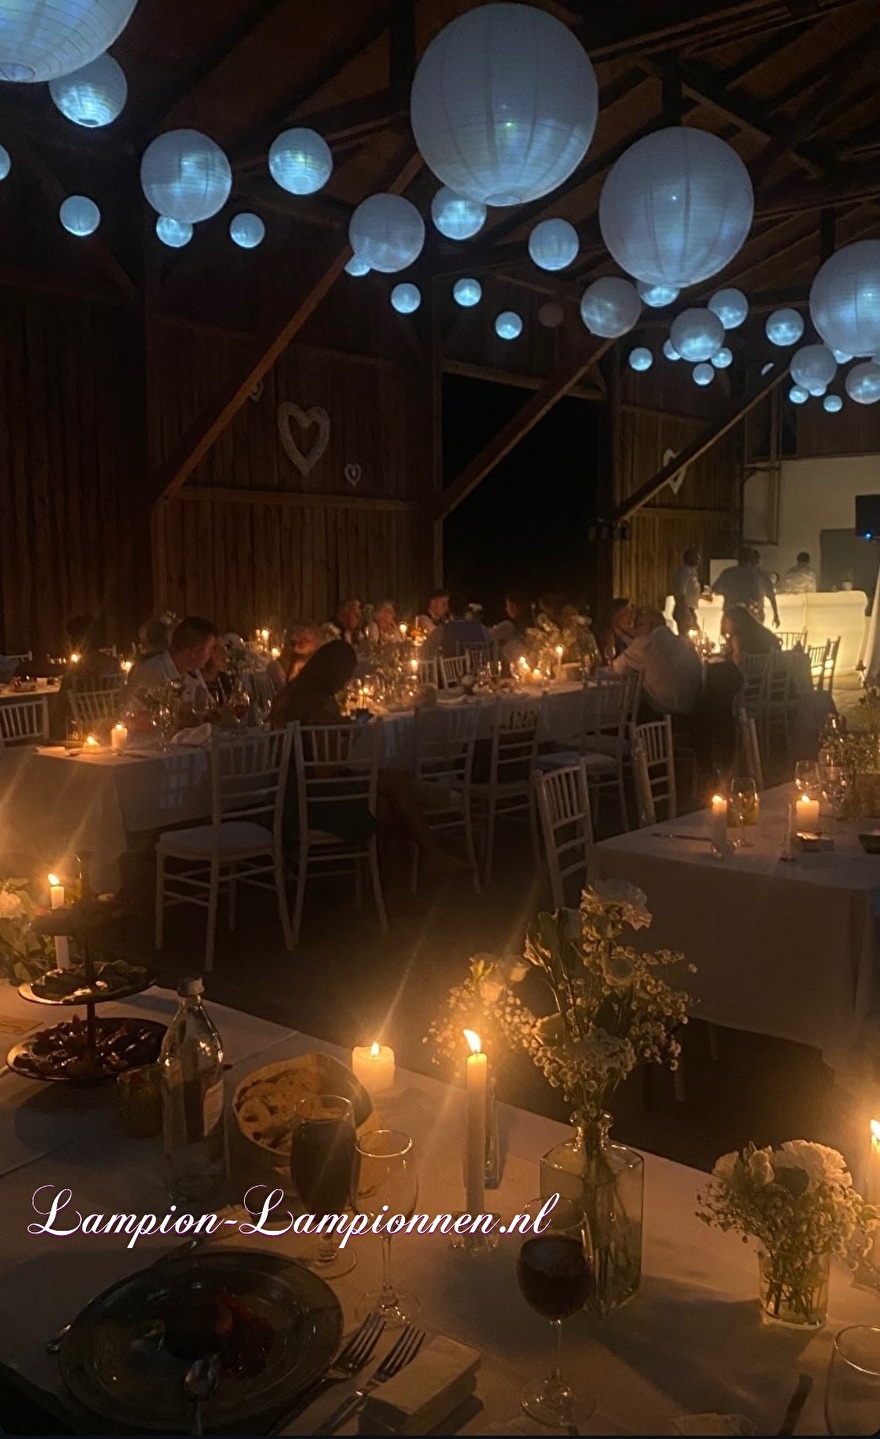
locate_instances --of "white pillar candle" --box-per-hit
[47,874,69,971]
[710,794,728,857]
[351,1041,396,1096]
[795,793,820,833]
[110,723,127,752]
[463,1029,487,1216]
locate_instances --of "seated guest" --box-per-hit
[367,600,399,644]
[595,598,636,660]
[415,588,450,634]
[201,636,233,705]
[612,608,702,715]
[781,551,817,594]
[421,592,491,660]
[327,598,364,646]
[490,589,534,645]
[65,615,119,679]
[269,621,323,688]
[721,606,781,667]
[135,617,170,664]
[126,615,216,705]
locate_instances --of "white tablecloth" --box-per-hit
[0,989,878,1436]
[592,786,880,1070]
[378,683,589,767]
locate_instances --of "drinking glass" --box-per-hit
[353,1128,419,1327]
[730,777,759,847]
[516,1197,595,1428]
[289,1093,358,1279]
[826,1325,880,1434]
[821,764,850,819]
[794,760,820,797]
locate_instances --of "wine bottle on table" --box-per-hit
[159,977,229,1209]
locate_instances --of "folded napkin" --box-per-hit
[169,723,213,748]
[358,1335,480,1436]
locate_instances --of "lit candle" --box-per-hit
[399,622,408,638]
[110,723,127,752]
[84,734,100,750]
[69,651,80,666]
[409,657,418,675]
[260,628,269,645]
[47,873,70,971]
[48,874,64,910]
[796,793,820,833]
[270,646,281,660]
[463,1029,487,1216]
[351,1041,396,1096]
[554,644,564,681]
[867,1120,880,1205]
[710,794,728,857]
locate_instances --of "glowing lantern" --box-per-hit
[410,3,598,206]
[156,216,192,248]
[789,385,809,405]
[430,187,485,240]
[229,213,265,249]
[670,308,724,362]
[638,281,678,308]
[663,338,681,362]
[391,282,421,314]
[810,240,880,358]
[495,310,522,340]
[823,394,843,413]
[453,277,482,307]
[579,277,640,338]
[49,52,126,126]
[59,195,100,235]
[711,347,733,369]
[528,218,579,272]
[345,255,370,276]
[628,347,652,372]
[708,288,748,329]
[538,301,564,328]
[791,344,836,394]
[0,0,138,83]
[845,361,880,405]
[0,145,10,179]
[141,129,231,222]
[693,363,714,387]
[349,193,424,274]
[268,128,332,195]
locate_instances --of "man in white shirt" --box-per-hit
[126,616,217,706]
[781,551,818,594]
[612,608,702,715]
[415,588,451,635]
[670,548,702,635]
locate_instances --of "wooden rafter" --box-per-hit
[177,487,417,514]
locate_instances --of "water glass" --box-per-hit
[826,1325,880,1434]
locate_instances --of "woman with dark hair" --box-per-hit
[721,606,781,668]
[271,639,356,728]
[595,598,636,661]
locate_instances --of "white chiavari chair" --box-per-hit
[439,654,469,688]
[470,697,542,884]
[411,705,480,893]
[737,708,764,792]
[762,650,800,753]
[0,695,49,745]
[414,656,439,688]
[579,677,632,827]
[821,636,840,695]
[738,653,771,716]
[534,761,593,909]
[808,641,829,689]
[463,642,498,670]
[630,717,676,828]
[67,675,126,725]
[778,630,808,651]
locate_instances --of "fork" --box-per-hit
[268,1314,385,1433]
[314,1324,426,1435]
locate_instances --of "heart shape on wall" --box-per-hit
[662,447,688,497]
[277,403,330,478]
[344,463,362,488]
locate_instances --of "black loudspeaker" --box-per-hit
[855,494,880,540]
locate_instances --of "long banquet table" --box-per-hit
[0,987,878,1436]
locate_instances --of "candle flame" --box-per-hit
[555,645,563,656]
[113,722,125,732]
[47,873,61,887]
[85,735,99,747]
[712,794,725,804]
[463,1028,482,1054]
[370,1041,380,1059]
[69,652,80,664]
[871,1119,880,1144]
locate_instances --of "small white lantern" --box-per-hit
[495,310,522,340]
[663,338,681,362]
[528,218,579,272]
[156,215,192,248]
[0,0,138,83]
[765,308,804,347]
[580,277,640,338]
[229,212,265,249]
[453,277,482,307]
[430,187,485,240]
[49,52,126,127]
[0,145,10,180]
[538,301,564,328]
[708,287,748,329]
[791,344,837,393]
[269,127,332,195]
[59,194,100,235]
[349,193,424,274]
[670,307,725,362]
[693,362,714,387]
[823,393,843,413]
[141,129,231,222]
[789,385,809,405]
[638,281,678,308]
[845,360,880,405]
[345,255,370,276]
[628,347,652,372]
[391,282,421,314]
[711,346,733,369]
[810,240,880,358]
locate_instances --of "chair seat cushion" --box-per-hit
[158,820,273,857]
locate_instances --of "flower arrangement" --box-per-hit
[0,879,55,983]
[424,953,532,1074]
[524,613,599,676]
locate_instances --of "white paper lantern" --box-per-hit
[599,127,753,287]
[528,218,579,272]
[670,307,725,362]
[663,338,681,362]
[789,385,809,405]
[765,307,804,347]
[538,301,564,328]
[229,212,265,249]
[495,310,522,340]
[0,0,138,83]
[693,363,714,387]
[580,277,640,338]
[711,347,733,369]
[345,255,370,277]
[430,187,485,240]
[0,145,10,180]
[59,194,99,235]
[628,347,652,372]
[156,216,192,248]
[49,52,126,126]
[410,3,598,206]
[638,281,678,308]
[845,360,880,405]
[141,129,231,222]
[810,240,880,358]
[453,277,482,307]
[708,288,748,330]
[268,127,332,196]
[823,394,843,413]
[391,282,421,314]
[790,344,837,394]
[349,193,424,274]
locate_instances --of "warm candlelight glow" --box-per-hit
[270,646,281,659]
[409,657,418,673]
[463,1028,482,1055]
[69,651,80,665]
[111,723,127,752]
[120,659,132,674]
[554,645,563,657]
[399,622,408,637]
[370,1041,380,1058]
[711,794,726,809]
[47,873,61,889]
[871,1120,880,1145]
[351,1040,396,1094]
[85,734,100,748]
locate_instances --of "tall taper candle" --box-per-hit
[710,794,728,858]
[463,1028,487,1216]
[868,1120,880,1205]
[47,873,69,971]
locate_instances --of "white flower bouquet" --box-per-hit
[0,878,55,984]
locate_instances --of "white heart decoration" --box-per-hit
[277,403,330,477]
[344,463,362,488]
[662,446,688,496]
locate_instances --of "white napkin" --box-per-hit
[169,723,212,748]
[358,1335,480,1435]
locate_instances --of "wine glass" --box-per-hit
[730,776,759,848]
[794,760,820,797]
[821,764,850,819]
[353,1128,419,1327]
[289,1093,358,1278]
[826,1325,880,1434]
[516,1197,595,1428]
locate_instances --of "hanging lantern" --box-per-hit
[845,361,880,405]
[538,301,564,328]
[59,194,100,235]
[599,127,753,288]
[832,349,853,364]
[0,145,10,180]
[790,344,837,394]
[638,281,678,308]
[349,193,424,274]
[670,308,725,362]
[495,310,523,340]
[268,127,332,196]
[693,363,714,387]
[410,3,598,206]
[156,216,192,248]
[345,255,371,277]
[810,240,880,358]
[528,218,579,272]
[580,277,640,338]
[663,338,681,362]
[391,282,421,314]
[49,52,126,127]
[628,347,652,372]
[711,347,733,369]
[141,130,231,222]
[453,277,482,307]
[823,394,843,413]
[789,385,809,405]
[430,187,485,240]
[708,288,748,330]
[229,213,265,249]
[765,307,804,347]
[0,0,138,83]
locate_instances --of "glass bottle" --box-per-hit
[159,977,229,1209]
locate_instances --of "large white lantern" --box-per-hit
[156,216,192,248]
[628,347,652,372]
[693,363,714,387]
[789,385,809,405]
[430,187,485,240]
[391,282,421,314]
[59,194,100,235]
[638,281,678,308]
[528,218,579,272]
[495,310,523,340]
[599,127,753,288]
[663,338,681,362]
[0,0,138,83]
[765,307,804,347]
[410,3,598,206]
[580,277,640,338]
[0,145,10,179]
[810,240,880,358]
[791,344,836,395]
[141,130,231,222]
[49,52,126,126]
[229,213,265,249]
[670,308,724,362]
[708,288,748,330]
[453,277,482,307]
[846,361,880,405]
[345,255,370,277]
[349,193,424,274]
[711,346,733,369]
[823,394,843,413]
[268,128,332,196]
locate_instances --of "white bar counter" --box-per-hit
[664,589,869,671]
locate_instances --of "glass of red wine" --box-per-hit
[289,1093,358,1278]
[516,1196,595,1427]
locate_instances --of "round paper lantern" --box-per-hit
[791,344,836,394]
[810,240,880,358]
[628,347,652,372]
[663,338,681,362]
[0,0,138,83]
[410,3,598,206]
[670,307,725,362]
[638,281,678,308]
[349,193,424,274]
[693,363,714,387]
[789,385,809,405]
[430,187,485,240]
[599,127,753,287]
[823,394,843,413]
[345,255,370,277]
[845,360,880,405]
[765,307,804,347]
[579,277,640,338]
[453,277,482,308]
[495,310,522,340]
[268,127,332,196]
[832,349,853,364]
[708,288,748,330]
[528,218,579,272]
[391,282,421,314]
[229,212,265,249]
[538,301,564,328]
[49,52,126,126]
[0,145,10,180]
[141,130,231,222]
[711,346,733,369]
[156,216,192,248]
[59,194,99,235]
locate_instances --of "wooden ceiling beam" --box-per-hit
[237,85,410,171]
[569,0,860,63]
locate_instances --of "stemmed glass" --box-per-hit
[353,1128,419,1327]
[794,760,820,797]
[516,1197,595,1428]
[288,1093,358,1278]
[821,764,850,819]
[730,776,759,848]
[826,1325,880,1434]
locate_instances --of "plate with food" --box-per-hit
[233,1053,373,1175]
[8,1015,166,1084]
[21,959,155,1006]
[60,1248,342,1433]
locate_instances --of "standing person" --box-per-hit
[712,550,764,616]
[415,588,451,634]
[670,549,702,636]
[326,599,364,646]
[749,549,781,628]
[126,616,216,705]
[781,551,818,594]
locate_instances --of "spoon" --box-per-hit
[184,1356,218,1435]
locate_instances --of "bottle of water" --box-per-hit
[160,978,229,1209]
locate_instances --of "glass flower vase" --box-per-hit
[758,1248,830,1328]
[539,1114,643,1315]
